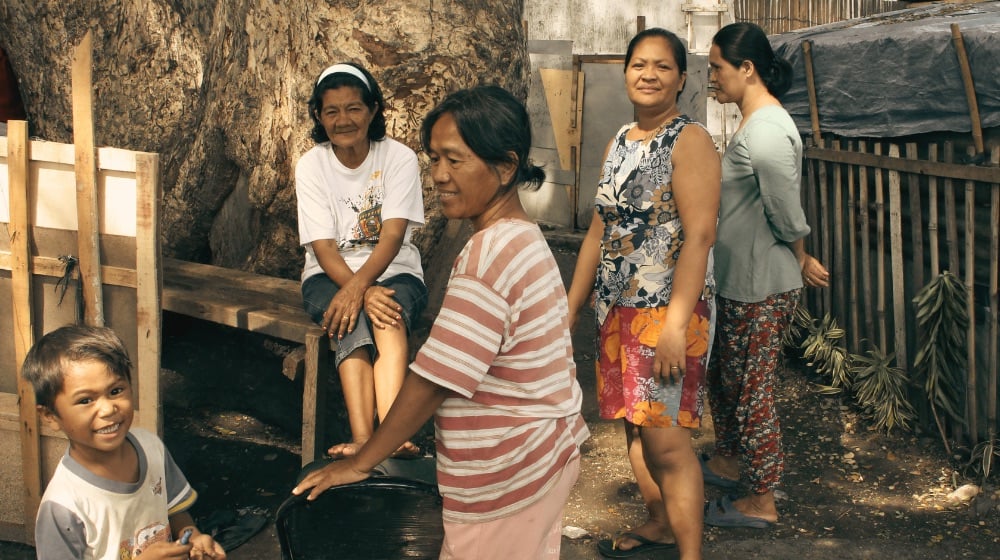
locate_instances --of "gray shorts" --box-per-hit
[301,273,427,367]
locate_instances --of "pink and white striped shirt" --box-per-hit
[411,219,589,523]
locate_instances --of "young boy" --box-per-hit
[21,324,226,560]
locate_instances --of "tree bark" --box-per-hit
[0,0,527,277]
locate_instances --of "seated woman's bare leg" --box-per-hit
[327,348,375,459]
[372,324,420,457]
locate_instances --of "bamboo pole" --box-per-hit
[833,139,846,319]
[8,120,42,541]
[943,141,959,275]
[928,144,941,277]
[988,145,999,435]
[874,142,888,352]
[964,146,978,444]
[859,141,874,346]
[802,41,822,145]
[847,140,861,352]
[888,144,907,369]
[906,143,924,292]
[71,30,105,327]
[950,24,985,158]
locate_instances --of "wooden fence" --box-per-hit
[800,134,1000,443]
[734,0,907,34]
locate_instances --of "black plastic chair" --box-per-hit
[275,457,443,560]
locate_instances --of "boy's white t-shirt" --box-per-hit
[34,428,196,560]
[296,137,425,283]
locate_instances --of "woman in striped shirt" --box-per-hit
[294,85,589,560]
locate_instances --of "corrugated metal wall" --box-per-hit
[734,0,907,33]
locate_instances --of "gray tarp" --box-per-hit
[769,1,1000,139]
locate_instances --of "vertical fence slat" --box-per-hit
[847,140,861,351]
[888,144,907,369]
[943,141,960,275]
[964,146,978,444]
[874,142,888,352]
[833,139,846,320]
[858,140,874,347]
[927,144,940,277]
[905,142,924,292]
[988,146,999,435]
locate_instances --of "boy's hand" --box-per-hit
[189,533,226,559]
[292,458,371,501]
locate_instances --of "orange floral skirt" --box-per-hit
[596,299,714,428]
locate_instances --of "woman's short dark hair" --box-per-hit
[420,85,544,191]
[308,62,387,144]
[625,27,688,75]
[712,22,793,98]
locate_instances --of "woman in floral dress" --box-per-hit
[568,27,720,560]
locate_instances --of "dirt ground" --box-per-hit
[3,235,998,559]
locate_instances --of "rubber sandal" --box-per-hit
[596,531,677,558]
[699,453,742,490]
[704,495,773,529]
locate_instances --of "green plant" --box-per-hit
[799,313,853,394]
[912,271,968,455]
[964,431,999,485]
[851,344,915,433]
[781,304,815,349]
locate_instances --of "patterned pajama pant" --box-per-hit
[706,290,800,495]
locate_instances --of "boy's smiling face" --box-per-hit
[41,359,135,465]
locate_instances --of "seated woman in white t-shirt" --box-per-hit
[296,61,427,459]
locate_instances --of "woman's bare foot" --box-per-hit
[731,493,779,523]
[326,441,364,459]
[326,440,421,460]
[613,519,675,551]
[390,441,422,459]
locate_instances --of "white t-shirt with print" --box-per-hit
[296,137,424,283]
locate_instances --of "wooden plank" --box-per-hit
[804,146,999,184]
[964,146,978,444]
[539,69,579,171]
[7,119,41,542]
[887,144,907,369]
[874,143,888,352]
[133,153,161,435]
[71,30,104,327]
[832,140,846,326]
[943,142,959,276]
[301,329,329,466]
[927,144,940,276]
[0,252,137,288]
[858,141,874,346]
[162,258,304,308]
[846,140,860,352]
[905,143,924,292]
[988,146,999,434]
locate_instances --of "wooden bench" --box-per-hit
[161,257,332,466]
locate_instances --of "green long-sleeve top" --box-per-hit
[714,105,810,303]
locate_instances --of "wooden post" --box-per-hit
[801,41,822,146]
[847,140,861,352]
[71,30,105,327]
[927,144,940,277]
[858,141,874,346]
[964,146,978,444]
[832,139,846,321]
[8,120,42,541]
[874,143,888,352]
[905,143,924,292]
[988,145,999,436]
[134,153,162,435]
[943,142,959,275]
[887,144,906,369]
[950,24,985,158]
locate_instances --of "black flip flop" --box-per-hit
[596,531,677,558]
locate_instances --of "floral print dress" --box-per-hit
[593,115,716,427]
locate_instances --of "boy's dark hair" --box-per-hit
[420,84,544,192]
[21,324,133,409]
[712,22,793,98]
[308,61,387,144]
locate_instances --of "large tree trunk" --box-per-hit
[0,0,527,277]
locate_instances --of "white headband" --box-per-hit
[316,64,371,90]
